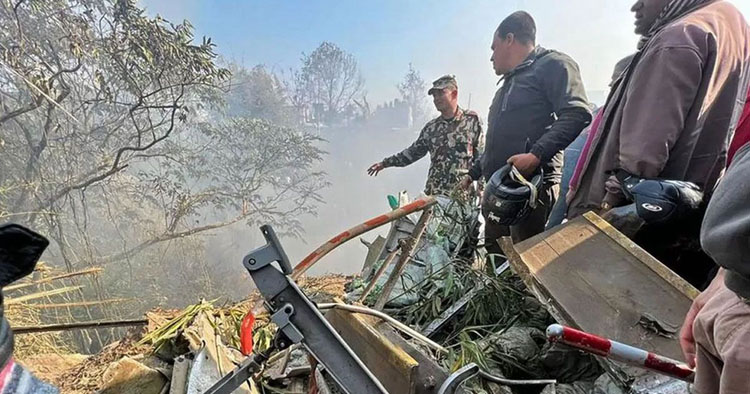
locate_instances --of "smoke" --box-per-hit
[196,120,429,302]
[286,123,430,276]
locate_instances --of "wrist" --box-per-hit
[529,145,544,163]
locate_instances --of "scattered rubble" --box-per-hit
[21,274,350,393]
[99,356,169,394]
[54,332,151,394]
[18,354,88,385]
[17,196,694,394]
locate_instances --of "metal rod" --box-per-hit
[317,303,448,354]
[373,206,433,310]
[292,196,436,279]
[358,247,400,302]
[477,370,556,386]
[12,318,148,334]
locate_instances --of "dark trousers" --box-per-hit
[483,182,559,257]
[632,214,716,290]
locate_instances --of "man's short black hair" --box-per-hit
[496,11,536,45]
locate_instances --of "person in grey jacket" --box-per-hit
[461,11,591,251]
[679,142,750,393]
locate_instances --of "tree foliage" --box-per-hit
[0,0,328,313]
[0,0,227,225]
[397,63,429,126]
[293,42,364,123]
[225,64,298,126]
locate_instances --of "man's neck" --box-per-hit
[507,45,536,73]
[440,105,459,120]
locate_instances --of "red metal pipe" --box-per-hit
[291,196,437,279]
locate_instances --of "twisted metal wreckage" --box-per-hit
[202,194,697,394]
[3,193,700,394]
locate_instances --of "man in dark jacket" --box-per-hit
[462,11,591,252]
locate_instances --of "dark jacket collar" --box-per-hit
[499,46,552,83]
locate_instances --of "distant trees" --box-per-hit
[398,63,429,126]
[0,0,227,269]
[226,64,299,126]
[293,42,364,123]
[0,0,429,325]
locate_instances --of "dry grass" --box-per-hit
[24,273,352,392]
[5,262,112,358]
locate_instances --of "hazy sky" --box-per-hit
[141,0,750,112]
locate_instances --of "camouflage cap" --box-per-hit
[428,75,458,95]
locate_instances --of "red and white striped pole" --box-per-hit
[546,324,694,383]
[292,196,437,279]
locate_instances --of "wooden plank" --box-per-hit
[362,235,387,276]
[376,323,452,394]
[583,212,699,300]
[502,214,694,361]
[326,308,418,394]
[359,248,400,302]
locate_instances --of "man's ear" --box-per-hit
[504,32,515,46]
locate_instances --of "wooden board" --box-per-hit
[326,308,453,394]
[501,212,698,361]
[326,308,418,394]
[377,322,451,394]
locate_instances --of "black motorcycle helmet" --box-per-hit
[0,224,49,368]
[482,164,543,226]
[620,176,704,225]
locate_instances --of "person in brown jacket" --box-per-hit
[566,0,750,286]
[568,0,750,217]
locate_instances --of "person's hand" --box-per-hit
[679,269,726,368]
[459,175,473,190]
[507,153,541,177]
[600,204,644,238]
[367,162,385,176]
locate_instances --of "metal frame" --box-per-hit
[203,225,387,394]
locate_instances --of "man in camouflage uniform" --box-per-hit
[367,75,483,199]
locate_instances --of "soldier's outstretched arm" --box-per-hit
[380,126,430,168]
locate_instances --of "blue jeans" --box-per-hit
[546,132,588,229]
